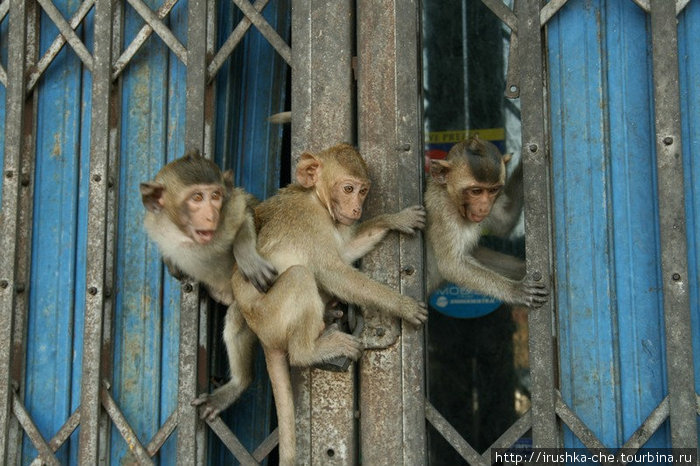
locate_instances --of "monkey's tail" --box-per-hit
[264,348,296,466]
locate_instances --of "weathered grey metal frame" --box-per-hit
[2,0,697,464]
[424,0,699,463]
[0,0,292,464]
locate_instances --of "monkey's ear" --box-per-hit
[503,153,513,164]
[140,182,165,213]
[223,169,235,189]
[296,152,322,188]
[429,159,452,185]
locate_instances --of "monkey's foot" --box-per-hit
[314,314,365,372]
[191,382,244,421]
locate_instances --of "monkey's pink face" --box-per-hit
[459,183,502,223]
[330,177,370,226]
[182,184,225,244]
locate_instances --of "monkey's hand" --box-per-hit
[398,296,429,326]
[237,252,279,293]
[515,279,549,308]
[388,205,426,235]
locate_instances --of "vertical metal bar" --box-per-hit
[517,0,559,448]
[393,1,426,464]
[649,0,698,448]
[290,2,355,463]
[78,0,113,463]
[6,1,39,463]
[0,0,28,463]
[178,0,208,463]
[356,0,425,463]
[99,1,124,461]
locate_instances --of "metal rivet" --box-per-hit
[532,272,542,282]
[672,273,681,281]
[397,143,411,152]
[0,280,8,289]
[327,449,335,458]
[663,136,673,146]
[92,174,102,182]
[104,287,112,298]
[375,327,386,337]
[509,85,518,93]
[88,286,98,295]
[21,174,30,187]
[14,283,25,293]
[5,170,13,179]
[108,176,115,188]
[183,283,193,293]
[402,266,415,276]
[528,144,538,153]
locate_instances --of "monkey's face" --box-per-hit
[329,176,370,225]
[458,182,503,223]
[438,162,504,224]
[180,184,225,244]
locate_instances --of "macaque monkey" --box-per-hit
[223,143,427,465]
[425,135,548,307]
[141,152,278,411]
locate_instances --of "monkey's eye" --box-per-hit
[191,192,204,202]
[488,187,501,195]
[343,185,354,194]
[468,188,484,197]
[211,190,222,201]
[359,187,369,196]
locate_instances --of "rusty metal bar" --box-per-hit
[26,0,94,92]
[35,0,94,71]
[676,0,691,15]
[554,394,608,452]
[356,0,426,463]
[425,402,487,466]
[145,410,177,456]
[207,0,270,80]
[99,1,124,460]
[631,0,650,13]
[231,0,291,65]
[0,0,29,463]
[125,0,187,65]
[40,409,81,459]
[482,411,532,460]
[178,1,209,463]
[539,0,569,26]
[252,428,279,462]
[207,418,259,465]
[78,0,113,462]
[649,0,698,448]
[6,1,39,463]
[12,396,61,466]
[393,1,426,464]
[100,387,154,466]
[112,0,178,81]
[621,396,669,450]
[480,0,517,32]
[518,0,559,448]
[290,1,355,464]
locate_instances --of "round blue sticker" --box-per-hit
[429,283,502,318]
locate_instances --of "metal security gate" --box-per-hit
[424,0,699,463]
[1,1,699,465]
[0,0,291,463]
[0,0,424,463]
